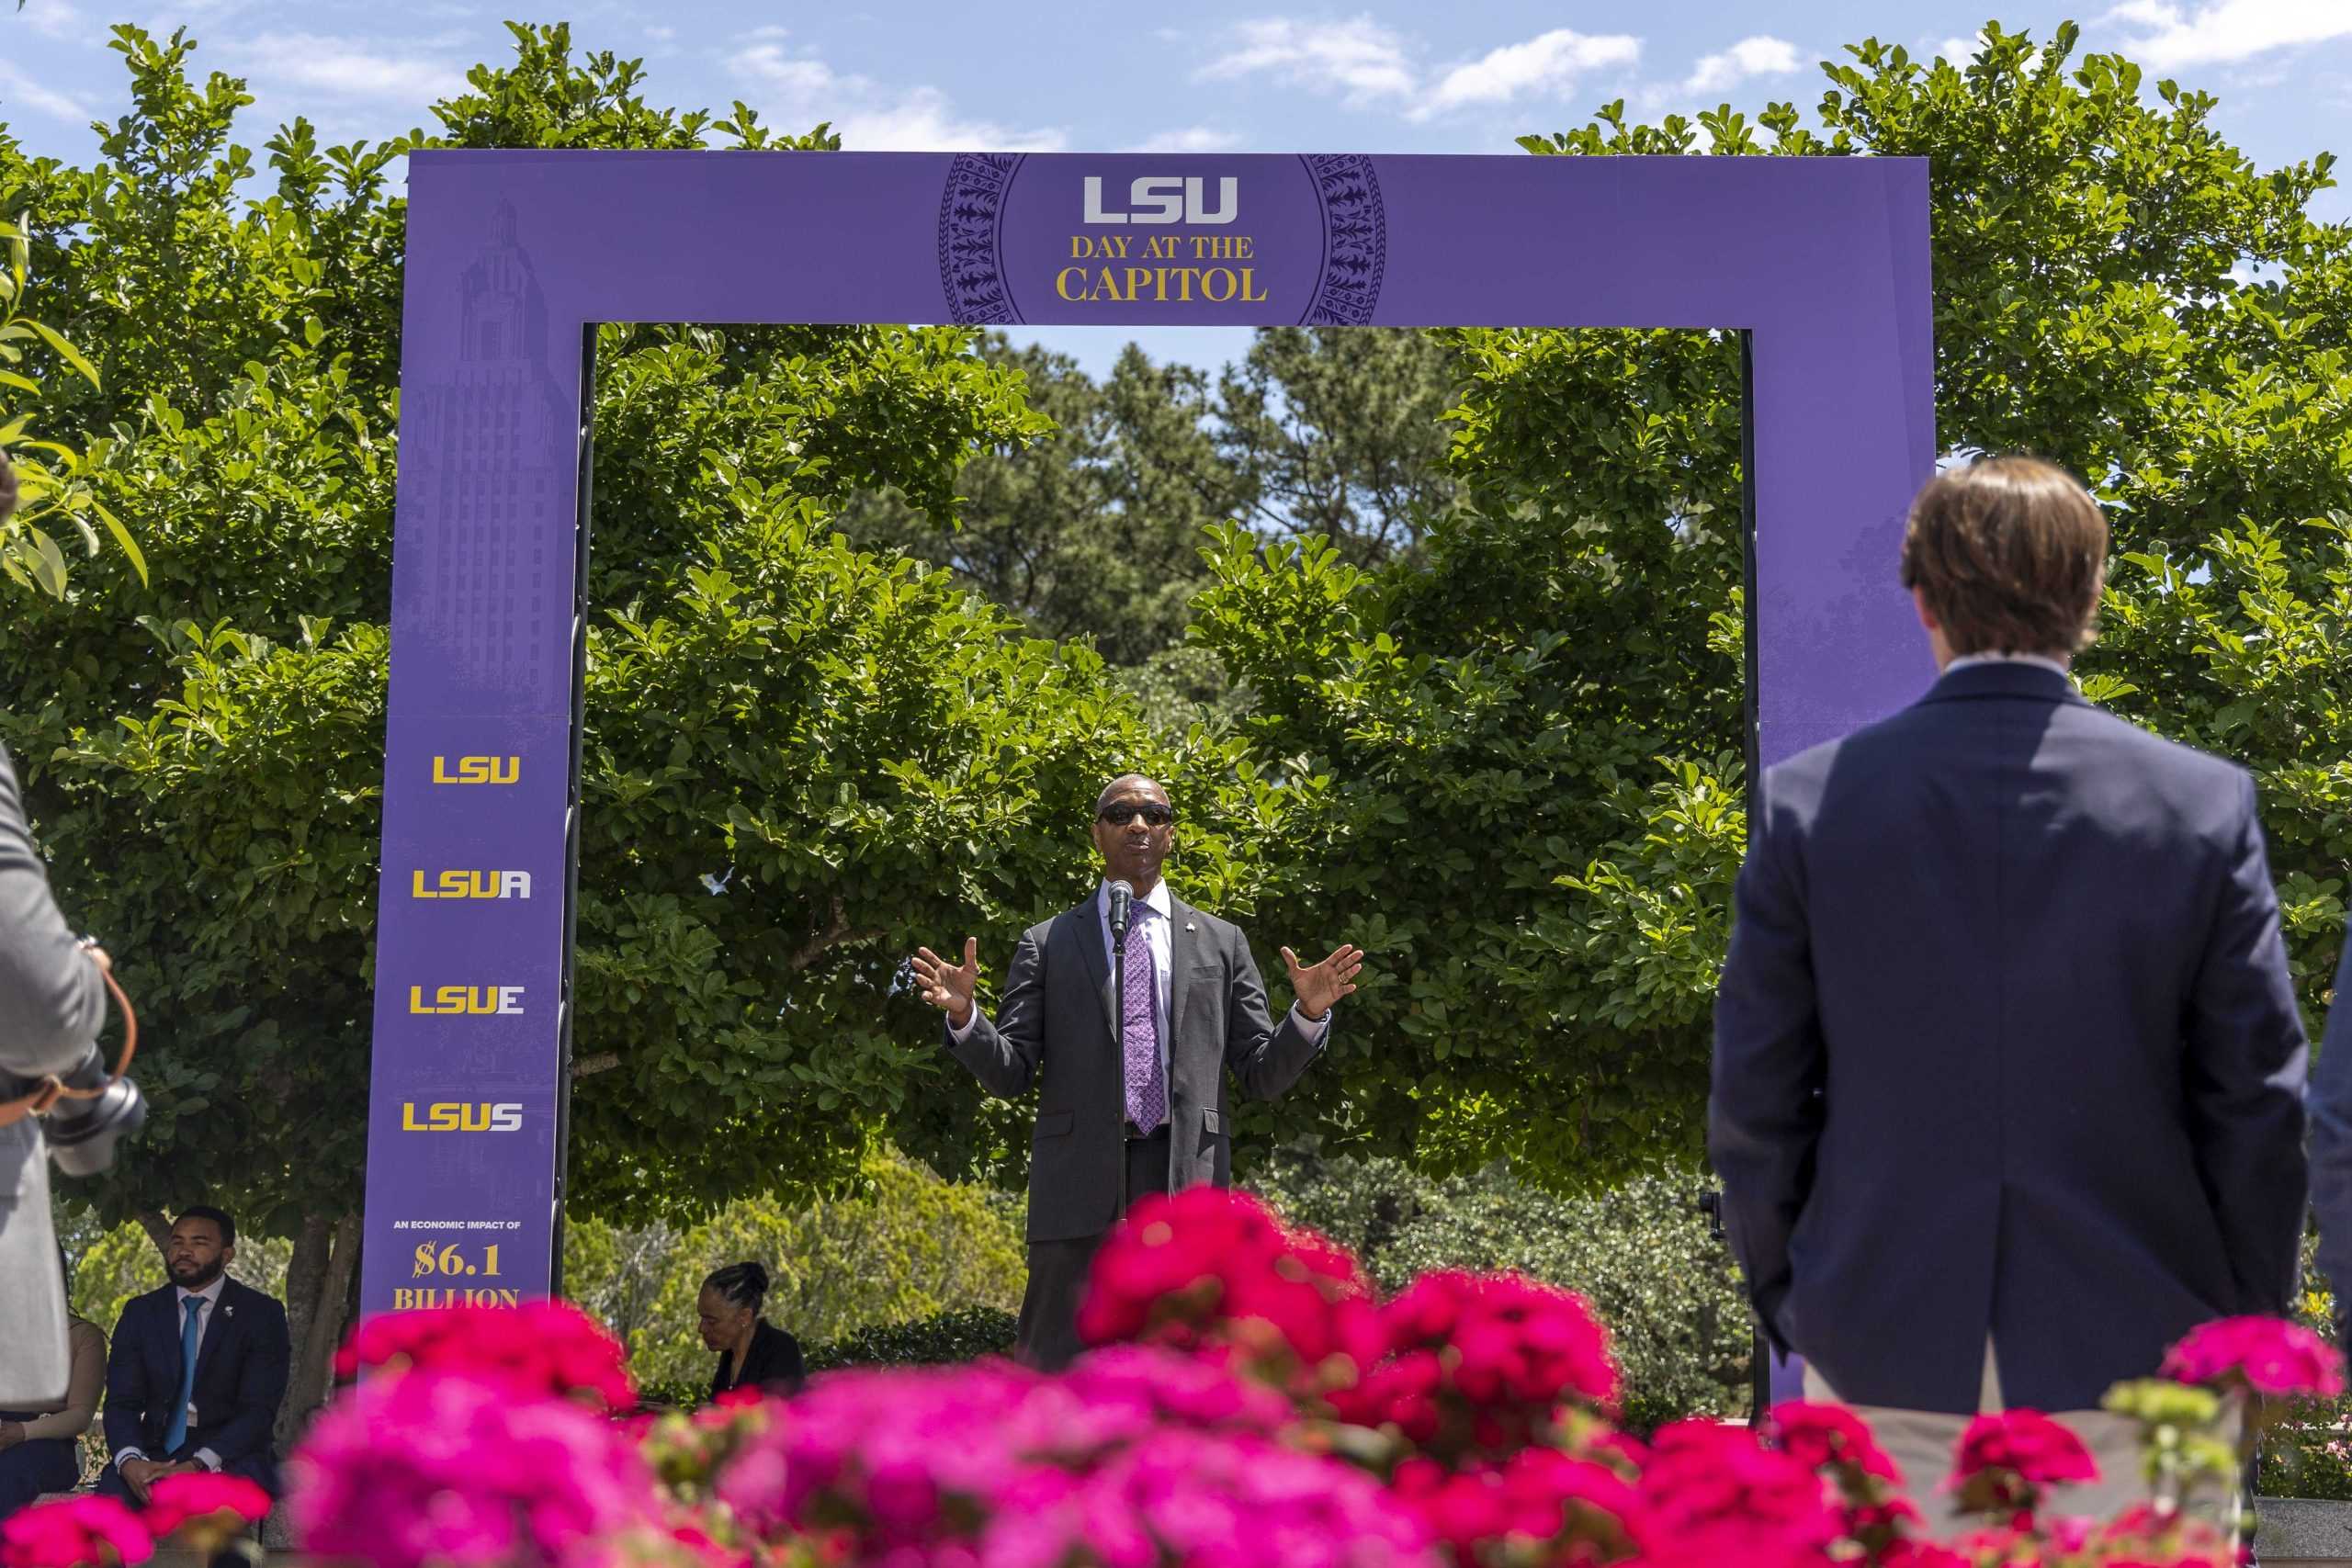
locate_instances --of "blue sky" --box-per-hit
[4,0,2346,376]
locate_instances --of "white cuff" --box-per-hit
[1289,1002,1330,1042]
[948,1008,982,1044]
[112,1448,147,1468]
[193,1447,222,1472]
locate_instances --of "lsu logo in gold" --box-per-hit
[401,1101,523,1133]
[411,870,532,900]
[432,755,519,784]
[407,985,525,1015]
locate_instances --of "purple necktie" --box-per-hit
[1121,908,1165,1133]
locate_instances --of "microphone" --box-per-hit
[1106,879,1135,951]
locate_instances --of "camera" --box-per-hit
[39,1045,147,1176]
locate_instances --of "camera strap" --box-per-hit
[0,961,138,1128]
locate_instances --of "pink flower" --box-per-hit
[1331,1272,1620,1462]
[289,1370,659,1567]
[1877,1542,1972,1568]
[335,1301,635,1410]
[141,1472,271,1550]
[1629,1419,1843,1568]
[2161,1315,2347,1398]
[714,1348,1433,1568]
[1768,1401,1901,1486]
[1389,1450,1635,1562]
[1079,1189,1385,1395]
[1951,1411,2098,1490]
[0,1497,154,1568]
[1946,1409,2098,1518]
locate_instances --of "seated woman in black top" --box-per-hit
[699,1261,804,1401]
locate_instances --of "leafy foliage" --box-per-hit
[803,1305,1022,1373]
[0,197,140,595]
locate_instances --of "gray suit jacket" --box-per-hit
[945,891,1326,1242]
[0,742,107,1407]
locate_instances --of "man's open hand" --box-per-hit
[1282,943,1364,1021]
[910,938,981,1030]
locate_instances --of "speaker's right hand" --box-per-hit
[911,938,980,1030]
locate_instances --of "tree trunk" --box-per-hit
[275,1210,360,1451]
[278,1213,329,1406]
[134,1208,170,1258]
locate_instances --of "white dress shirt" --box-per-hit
[112,1274,227,1473]
[1943,650,2072,678]
[949,882,1331,1063]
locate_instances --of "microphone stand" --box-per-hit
[1113,922,1129,1222]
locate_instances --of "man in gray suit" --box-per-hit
[1,446,118,1407]
[911,773,1362,1369]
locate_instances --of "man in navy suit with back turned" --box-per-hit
[97,1206,290,1502]
[1711,457,2307,1516]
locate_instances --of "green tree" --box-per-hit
[839,338,1237,665]
[1216,326,1464,564]
[1193,20,2350,1189]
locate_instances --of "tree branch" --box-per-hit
[786,894,883,973]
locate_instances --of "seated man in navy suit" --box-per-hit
[97,1207,290,1502]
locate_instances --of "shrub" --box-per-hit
[1251,1148,1748,1430]
[805,1304,1020,1371]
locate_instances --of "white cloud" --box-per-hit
[15,0,85,43]
[646,26,676,42]
[1198,17,1642,119]
[1683,35,1802,96]
[233,33,469,102]
[732,37,1064,152]
[1419,28,1640,118]
[2103,0,2352,68]
[0,59,93,121]
[1937,33,1986,62]
[1196,15,1418,104]
[1127,126,1246,153]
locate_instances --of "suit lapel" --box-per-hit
[191,1281,233,1393]
[1167,896,1194,1052]
[1068,900,1116,1044]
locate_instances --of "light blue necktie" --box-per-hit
[162,1295,200,1454]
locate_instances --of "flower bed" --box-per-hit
[6,1190,2336,1568]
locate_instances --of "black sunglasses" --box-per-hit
[1098,803,1174,828]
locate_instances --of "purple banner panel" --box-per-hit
[361,151,1937,1318]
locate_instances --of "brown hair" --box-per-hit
[0,449,17,524]
[1898,456,2109,657]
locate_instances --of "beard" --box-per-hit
[167,1256,225,1290]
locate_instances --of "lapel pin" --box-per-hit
[1185,922,1195,931]
[224,1304,234,1317]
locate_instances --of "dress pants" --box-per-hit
[0,1410,80,1519]
[1015,1125,1173,1371]
[1803,1340,2237,1524]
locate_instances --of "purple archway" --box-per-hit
[360,150,1935,1317]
